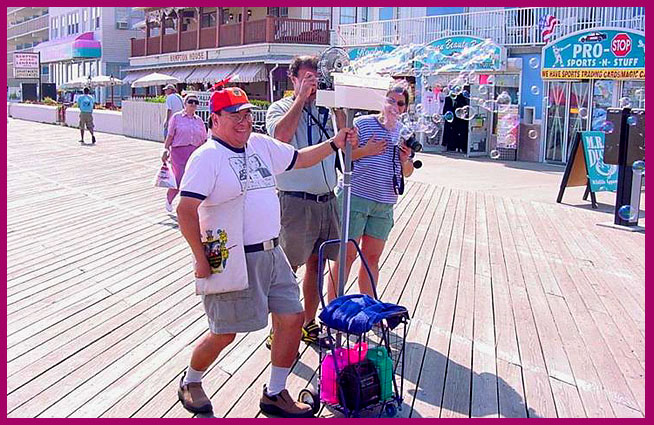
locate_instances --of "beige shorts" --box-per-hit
[79,112,94,130]
[278,192,341,268]
[201,246,303,335]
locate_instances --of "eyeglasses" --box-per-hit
[386,97,406,108]
[224,111,253,124]
[186,99,199,105]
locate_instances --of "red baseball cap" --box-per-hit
[210,85,255,114]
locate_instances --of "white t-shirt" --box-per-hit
[165,93,184,114]
[180,133,298,245]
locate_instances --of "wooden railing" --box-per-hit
[180,31,197,51]
[219,23,241,47]
[130,17,329,57]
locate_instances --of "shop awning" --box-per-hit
[187,64,237,84]
[122,70,151,85]
[231,63,267,83]
[34,32,101,63]
[165,66,196,82]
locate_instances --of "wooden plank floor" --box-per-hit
[5,119,645,418]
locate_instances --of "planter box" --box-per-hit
[8,103,58,124]
[65,108,123,135]
[122,100,166,142]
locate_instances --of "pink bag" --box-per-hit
[153,162,177,189]
[320,342,368,403]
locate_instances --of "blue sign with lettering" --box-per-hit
[348,44,396,61]
[541,27,645,80]
[581,131,618,192]
[420,36,505,71]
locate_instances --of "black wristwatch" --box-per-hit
[329,141,338,152]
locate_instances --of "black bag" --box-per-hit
[337,359,381,411]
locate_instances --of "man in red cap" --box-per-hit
[175,83,357,417]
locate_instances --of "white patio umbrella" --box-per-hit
[131,72,180,88]
[90,75,124,87]
[60,76,91,90]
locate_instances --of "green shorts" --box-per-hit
[337,191,394,241]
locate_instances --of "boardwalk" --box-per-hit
[6,118,645,418]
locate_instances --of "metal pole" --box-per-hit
[38,52,42,101]
[337,109,356,297]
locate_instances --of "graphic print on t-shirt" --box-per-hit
[228,153,275,191]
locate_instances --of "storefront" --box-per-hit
[541,27,645,163]
[415,36,522,158]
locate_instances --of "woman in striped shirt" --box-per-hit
[328,83,415,299]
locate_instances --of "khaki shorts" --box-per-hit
[201,246,303,335]
[278,192,341,268]
[79,112,94,131]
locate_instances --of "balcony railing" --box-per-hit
[130,17,329,57]
[7,14,49,39]
[337,7,645,47]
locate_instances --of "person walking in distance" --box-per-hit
[77,87,96,144]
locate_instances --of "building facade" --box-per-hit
[33,7,144,104]
[124,7,374,101]
[336,7,645,164]
[7,7,50,98]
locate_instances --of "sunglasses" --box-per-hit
[186,99,199,105]
[386,97,406,108]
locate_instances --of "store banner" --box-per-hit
[541,27,645,80]
[580,131,618,192]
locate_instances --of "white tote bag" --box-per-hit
[194,150,250,295]
[195,195,248,295]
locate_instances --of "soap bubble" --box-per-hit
[578,107,588,119]
[490,149,500,159]
[399,126,414,140]
[479,85,488,95]
[431,113,443,124]
[455,105,473,120]
[601,121,615,134]
[482,99,497,112]
[528,129,538,139]
[632,160,645,175]
[444,111,455,122]
[462,89,470,99]
[627,116,638,126]
[487,75,495,85]
[442,87,450,97]
[618,205,637,221]
[619,97,631,108]
[530,85,540,96]
[496,91,512,112]
[529,57,540,69]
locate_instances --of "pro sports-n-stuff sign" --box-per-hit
[541,27,644,80]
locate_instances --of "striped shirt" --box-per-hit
[341,115,402,205]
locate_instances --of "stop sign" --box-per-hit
[612,33,632,57]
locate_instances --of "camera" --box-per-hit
[404,135,423,153]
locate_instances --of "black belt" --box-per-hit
[282,191,335,203]
[244,237,279,253]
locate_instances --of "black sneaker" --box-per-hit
[91,136,96,144]
[301,320,320,344]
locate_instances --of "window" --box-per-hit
[115,7,128,28]
[312,7,331,22]
[340,7,356,24]
[74,13,79,33]
[200,10,216,28]
[94,8,101,29]
[267,7,288,17]
[358,7,369,23]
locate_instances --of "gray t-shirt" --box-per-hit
[266,96,337,195]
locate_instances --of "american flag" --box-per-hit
[539,14,559,43]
